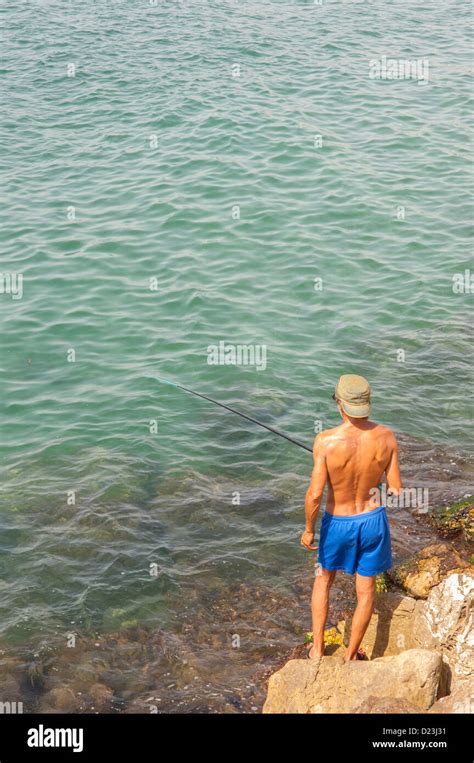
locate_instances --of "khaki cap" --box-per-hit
[334,374,371,418]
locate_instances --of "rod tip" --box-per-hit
[156,376,176,387]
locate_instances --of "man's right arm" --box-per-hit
[385,432,402,496]
[301,433,328,550]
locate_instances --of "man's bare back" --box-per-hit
[314,420,401,516]
[301,419,401,547]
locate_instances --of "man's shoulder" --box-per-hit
[369,423,398,450]
[374,422,397,439]
[318,425,342,437]
[314,426,342,447]
[315,423,397,444]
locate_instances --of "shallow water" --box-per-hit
[0,0,472,711]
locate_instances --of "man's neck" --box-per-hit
[341,415,374,430]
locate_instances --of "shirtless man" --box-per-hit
[300,374,402,661]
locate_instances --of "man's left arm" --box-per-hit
[301,434,328,551]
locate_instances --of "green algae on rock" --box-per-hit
[375,572,389,592]
[428,497,474,544]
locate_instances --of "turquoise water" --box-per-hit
[0,0,473,711]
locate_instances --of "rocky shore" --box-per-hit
[263,499,473,713]
[0,497,472,714]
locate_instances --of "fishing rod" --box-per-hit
[156,376,312,454]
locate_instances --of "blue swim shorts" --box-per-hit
[317,505,392,576]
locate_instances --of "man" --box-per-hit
[300,374,402,661]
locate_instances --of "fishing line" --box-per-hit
[156,376,312,454]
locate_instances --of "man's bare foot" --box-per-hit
[307,644,324,660]
[344,647,368,662]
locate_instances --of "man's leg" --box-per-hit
[344,573,375,661]
[309,566,336,659]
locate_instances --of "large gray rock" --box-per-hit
[355,696,423,714]
[413,572,474,680]
[428,679,473,714]
[263,649,442,714]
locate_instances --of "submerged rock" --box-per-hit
[39,687,81,713]
[88,683,115,712]
[388,542,471,598]
[0,675,22,704]
[263,649,442,713]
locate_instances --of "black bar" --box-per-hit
[0,712,469,761]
